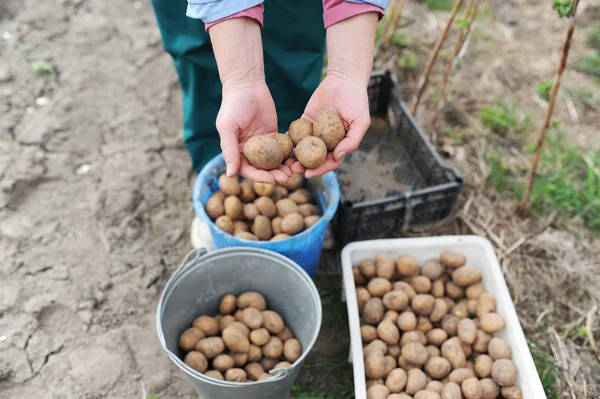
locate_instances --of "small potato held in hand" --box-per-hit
[313,109,346,151]
[295,136,327,169]
[243,136,283,170]
[275,134,293,160]
[288,118,313,145]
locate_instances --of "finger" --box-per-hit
[290,161,307,175]
[304,153,344,178]
[277,163,292,177]
[283,157,296,168]
[238,158,276,184]
[333,113,370,161]
[270,169,290,184]
[218,126,241,177]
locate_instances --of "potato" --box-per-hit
[442,382,462,399]
[473,329,492,353]
[206,194,226,220]
[457,318,477,345]
[224,195,243,221]
[392,281,418,301]
[252,215,273,241]
[273,326,291,343]
[258,373,272,381]
[389,395,412,399]
[430,298,449,323]
[254,196,277,218]
[219,294,237,315]
[475,354,493,378]
[233,220,250,234]
[414,391,442,399]
[295,136,327,168]
[491,359,517,386]
[360,259,377,279]
[184,351,208,373]
[248,345,263,363]
[388,344,401,357]
[425,356,452,379]
[448,368,475,384]
[249,328,270,346]
[480,313,506,333]
[441,338,466,369]
[243,203,259,221]
[385,368,408,393]
[241,362,264,381]
[193,316,219,337]
[367,379,384,389]
[362,325,378,342]
[445,281,465,299]
[452,303,469,319]
[444,297,457,310]
[398,355,420,371]
[400,330,427,347]
[284,174,304,191]
[417,316,433,333]
[461,377,482,399]
[374,253,395,279]
[276,198,298,217]
[463,343,473,358]
[262,310,284,334]
[179,328,205,352]
[270,217,282,235]
[452,266,482,287]
[412,294,436,315]
[228,321,250,339]
[402,342,429,366]
[467,299,478,316]
[243,136,283,170]
[501,386,522,399]
[382,290,409,311]
[217,174,240,196]
[275,134,294,160]
[427,382,445,395]
[439,250,466,268]
[396,255,420,276]
[231,351,248,367]
[442,315,459,336]
[213,215,234,234]
[235,231,259,241]
[356,287,371,312]
[363,298,384,325]
[288,188,312,204]
[365,352,386,379]
[477,293,497,318]
[219,315,237,332]
[384,310,399,324]
[304,215,320,229]
[280,212,304,235]
[466,282,485,299]
[225,368,247,382]
[270,185,288,202]
[251,182,273,198]
[283,338,302,363]
[288,118,313,145]
[411,276,432,294]
[260,356,278,371]
[488,337,511,360]
[376,320,400,345]
[431,279,445,298]
[383,355,397,376]
[313,109,345,151]
[363,339,387,358]
[406,368,428,395]
[238,179,256,202]
[196,337,225,359]
[298,203,319,218]
[263,337,283,359]
[427,329,448,346]
[367,384,390,399]
[479,378,500,399]
[270,233,290,241]
[237,292,267,310]
[426,345,441,358]
[212,354,235,372]
[273,361,292,371]
[234,309,243,321]
[421,259,444,280]
[205,370,224,380]
[223,326,251,354]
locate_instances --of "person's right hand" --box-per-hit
[216,81,292,184]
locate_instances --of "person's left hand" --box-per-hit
[289,73,371,178]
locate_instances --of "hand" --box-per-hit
[217,81,293,184]
[289,73,371,178]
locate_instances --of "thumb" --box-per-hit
[218,124,241,177]
[333,113,370,162]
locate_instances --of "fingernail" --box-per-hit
[226,163,233,177]
[336,152,346,162]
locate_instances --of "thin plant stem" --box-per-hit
[381,0,406,50]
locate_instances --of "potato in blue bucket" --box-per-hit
[193,153,340,277]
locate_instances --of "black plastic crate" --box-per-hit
[334,70,463,246]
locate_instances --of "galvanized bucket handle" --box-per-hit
[176,247,208,276]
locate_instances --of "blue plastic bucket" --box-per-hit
[193,153,340,277]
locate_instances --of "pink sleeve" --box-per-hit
[322,0,384,28]
[205,4,264,31]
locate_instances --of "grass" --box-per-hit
[567,87,600,114]
[291,385,336,399]
[31,61,56,75]
[487,128,600,230]
[146,393,161,399]
[536,81,553,101]
[421,0,455,11]
[528,340,562,399]
[576,24,600,80]
[396,50,418,72]
[587,25,600,50]
[479,98,531,136]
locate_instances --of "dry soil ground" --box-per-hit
[1,0,599,398]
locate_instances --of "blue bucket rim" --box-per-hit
[192,153,340,246]
[155,246,323,387]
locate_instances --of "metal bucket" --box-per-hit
[156,247,322,399]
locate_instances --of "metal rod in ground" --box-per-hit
[518,0,580,214]
[410,0,463,117]
[432,0,479,126]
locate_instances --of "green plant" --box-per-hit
[528,340,561,399]
[536,81,553,101]
[479,99,531,136]
[391,33,407,47]
[586,25,600,50]
[568,87,600,113]
[396,50,418,71]
[146,393,161,399]
[291,385,336,399]
[422,0,455,11]
[31,61,56,75]
[19,43,35,53]
[575,52,600,79]
[552,0,573,17]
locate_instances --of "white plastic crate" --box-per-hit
[340,235,545,399]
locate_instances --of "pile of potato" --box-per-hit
[243,109,345,170]
[354,251,522,399]
[205,173,322,241]
[179,291,302,382]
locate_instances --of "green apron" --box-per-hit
[151,0,326,172]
